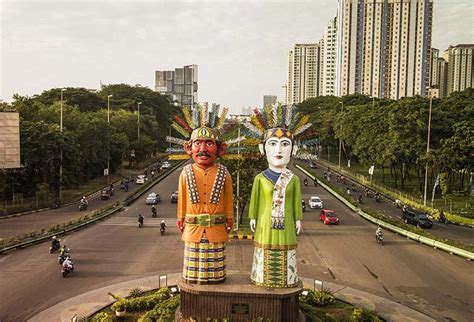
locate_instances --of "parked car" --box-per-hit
[146,192,161,205]
[100,188,113,200]
[402,209,433,228]
[319,209,339,225]
[171,191,178,203]
[136,175,146,184]
[308,196,323,209]
[161,161,171,170]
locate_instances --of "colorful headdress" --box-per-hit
[243,103,312,143]
[166,103,236,151]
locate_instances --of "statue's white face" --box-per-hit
[263,137,293,171]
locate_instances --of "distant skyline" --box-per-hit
[1,0,473,114]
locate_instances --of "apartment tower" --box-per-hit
[322,17,338,96]
[287,44,322,105]
[155,64,198,107]
[445,44,474,95]
[335,0,433,99]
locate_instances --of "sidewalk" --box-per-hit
[29,271,434,322]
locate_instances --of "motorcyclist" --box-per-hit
[313,179,318,187]
[439,211,447,224]
[62,256,74,270]
[80,196,88,207]
[304,178,308,186]
[160,220,166,233]
[138,214,144,227]
[358,194,363,204]
[376,226,383,240]
[51,236,61,251]
[151,205,157,217]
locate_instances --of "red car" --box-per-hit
[319,209,339,225]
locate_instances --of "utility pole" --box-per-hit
[423,92,433,206]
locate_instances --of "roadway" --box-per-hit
[295,160,474,247]
[0,162,472,321]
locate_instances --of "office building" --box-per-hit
[287,43,322,105]
[155,64,198,107]
[445,44,474,95]
[335,0,433,99]
[263,95,277,108]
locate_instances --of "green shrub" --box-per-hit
[300,288,335,307]
[91,312,113,322]
[139,294,180,321]
[300,302,335,322]
[129,287,144,298]
[350,308,382,322]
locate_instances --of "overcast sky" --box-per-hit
[1,0,473,114]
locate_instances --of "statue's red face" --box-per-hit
[185,139,219,169]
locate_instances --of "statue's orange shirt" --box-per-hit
[177,163,234,243]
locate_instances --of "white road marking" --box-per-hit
[0,255,11,263]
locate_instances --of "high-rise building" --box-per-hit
[429,48,440,88]
[322,16,338,96]
[335,0,433,99]
[445,44,474,95]
[155,64,198,107]
[263,95,277,108]
[437,57,449,98]
[287,43,322,105]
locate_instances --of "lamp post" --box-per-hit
[423,92,433,206]
[106,95,113,184]
[338,101,343,170]
[137,102,142,141]
[236,116,241,231]
[59,88,67,204]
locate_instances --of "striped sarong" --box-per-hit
[250,246,298,288]
[183,237,226,284]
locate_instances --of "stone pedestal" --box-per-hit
[176,272,304,322]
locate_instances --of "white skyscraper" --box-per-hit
[286,44,322,105]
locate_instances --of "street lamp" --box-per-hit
[137,102,142,141]
[338,101,343,170]
[59,88,67,204]
[106,95,113,183]
[423,92,433,206]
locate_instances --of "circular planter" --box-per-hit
[115,309,126,317]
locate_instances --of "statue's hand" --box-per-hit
[226,219,233,232]
[250,219,256,232]
[296,220,301,235]
[177,219,184,233]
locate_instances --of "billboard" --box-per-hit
[0,112,21,169]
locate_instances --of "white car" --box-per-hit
[161,161,171,170]
[309,196,323,209]
[136,175,146,184]
[146,192,161,204]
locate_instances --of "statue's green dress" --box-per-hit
[249,171,303,288]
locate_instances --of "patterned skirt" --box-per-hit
[183,237,226,284]
[250,246,298,288]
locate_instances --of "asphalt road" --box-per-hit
[295,160,474,247]
[0,163,169,240]
[0,162,472,321]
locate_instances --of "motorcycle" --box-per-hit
[303,179,308,186]
[374,194,381,202]
[58,252,70,264]
[313,180,318,187]
[79,202,88,211]
[61,262,74,277]
[376,234,384,245]
[138,216,144,228]
[51,200,60,209]
[358,196,363,204]
[151,207,157,218]
[49,242,61,254]
[160,225,166,236]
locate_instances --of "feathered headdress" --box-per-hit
[166,104,244,153]
[243,103,312,143]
